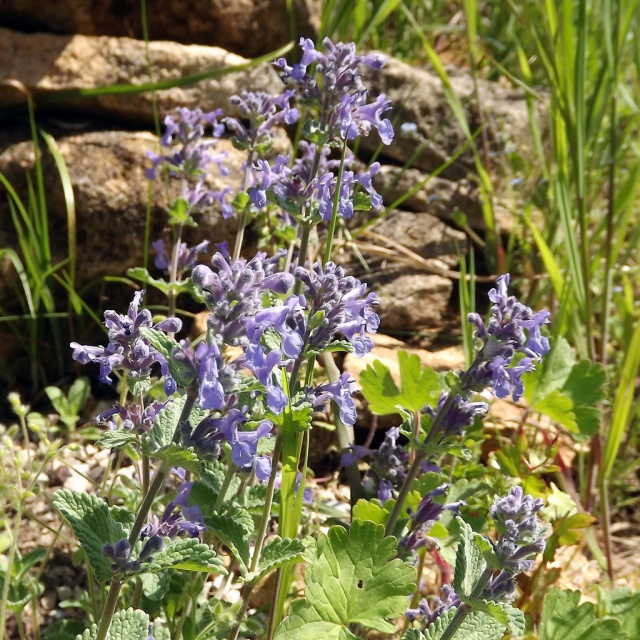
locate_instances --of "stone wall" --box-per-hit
[0,5,538,377]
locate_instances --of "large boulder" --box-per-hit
[0,127,247,303]
[0,0,321,59]
[343,209,466,332]
[373,165,512,231]
[0,28,282,125]
[363,57,541,182]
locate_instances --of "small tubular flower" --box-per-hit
[274,38,393,145]
[466,274,550,401]
[70,290,181,387]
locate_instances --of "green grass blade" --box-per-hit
[601,317,640,480]
[356,0,404,47]
[40,130,77,290]
[2,42,294,113]
[0,248,35,317]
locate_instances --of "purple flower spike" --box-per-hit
[400,485,463,552]
[466,274,550,401]
[295,261,379,356]
[192,245,287,346]
[274,38,393,145]
[71,291,181,386]
[225,90,299,150]
[425,392,489,440]
[146,107,230,217]
[489,486,546,580]
[232,420,273,476]
[141,481,206,541]
[312,373,358,426]
[153,238,210,278]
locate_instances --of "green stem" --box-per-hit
[17,412,31,465]
[227,436,282,640]
[167,220,185,324]
[212,457,235,513]
[599,476,615,580]
[95,577,122,640]
[322,140,348,265]
[251,435,282,574]
[232,149,255,262]
[322,352,362,504]
[131,578,142,610]
[439,568,494,640]
[95,390,197,640]
[141,454,150,497]
[1,502,23,639]
[385,391,459,536]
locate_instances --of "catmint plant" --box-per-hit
[51,37,558,640]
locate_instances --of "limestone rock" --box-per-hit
[373,165,512,231]
[362,208,465,266]
[0,0,321,59]
[370,271,453,332]
[363,57,539,181]
[0,27,283,125]
[0,128,249,302]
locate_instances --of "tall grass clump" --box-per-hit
[319,0,640,579]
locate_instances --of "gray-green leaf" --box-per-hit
[139,538,226,575]
[417,607,506,640]
[53,490,127,583]
[205,512,252,574]
[453,517,486,599]
[76,608,149,640]
[96,431,138,449]
[249,537,307,583]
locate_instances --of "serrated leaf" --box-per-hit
[523,340,606,438]
[274,520,415,639]
[562,360,607,406]
[475,600,525,636]
[139,326,179,360]
[249,537,306,583]
[360,351,440,415]
[598,586,640,638]
[151,444,201,473]
[97,431,138,449]
[572,406,601,437]
[352,499,390,525]
[268,405,314,432]
[109,505,135,535]
[534,390,577,433]
[538,587,624,640]
[139,538,226,575]
[76,608,149,640]
[145,396,203,452]
[140,571,171,601]
[453,517,486,598]
[53,490,127,582]
[189,462,242,517]
[205,513,252,573]
[419,607,506,640]
[523,337,575,405]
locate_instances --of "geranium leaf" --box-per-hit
[275,520,415,639]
